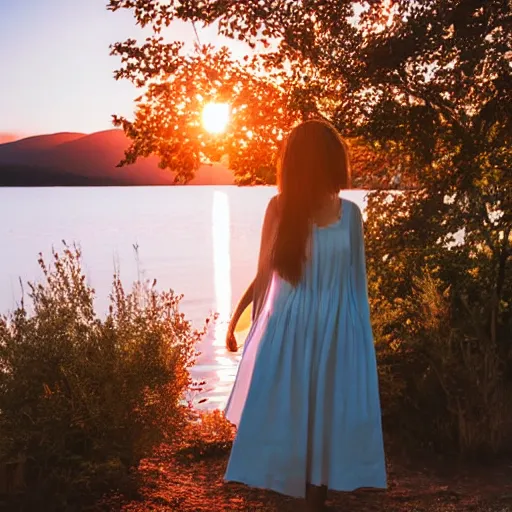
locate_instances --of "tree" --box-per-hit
[108,0,510,330]
[108,1,409,187]
[109,39,298,183]
[109,0,511,453]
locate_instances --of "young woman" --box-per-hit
[223,119,387,512]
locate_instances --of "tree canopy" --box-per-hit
[109,0,510,318]
[109,1,510,188]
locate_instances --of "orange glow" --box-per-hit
[202,102,230,134]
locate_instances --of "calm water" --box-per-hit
[0,186,368,409]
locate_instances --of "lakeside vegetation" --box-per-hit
[0,246,207,509]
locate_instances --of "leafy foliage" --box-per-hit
[108,0,510,186]
[109,38,298,184]
[374,271,511,454]
[0,245,205,510]
[108,1,413,187]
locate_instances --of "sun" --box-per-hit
[202,102,230,134]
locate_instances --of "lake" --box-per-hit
[0,186,368,410]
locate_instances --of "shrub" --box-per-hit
[176,409,236,461]
[375,273,511,455]
[365,189,512,456]
[0,244,206,510]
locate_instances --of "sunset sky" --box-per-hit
[0,0,247,139]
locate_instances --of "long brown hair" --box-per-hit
[272,119,350,285]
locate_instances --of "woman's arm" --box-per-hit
[226,278,255,352]
[253,194,279,320]
[225,195,279,352]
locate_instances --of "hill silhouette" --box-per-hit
[0,133,22,145]
[0,129,234,186]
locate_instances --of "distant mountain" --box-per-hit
[0,133,23,144]
[0,129,235,186]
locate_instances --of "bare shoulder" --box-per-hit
[268,194,280,210]
[265,194,280,222]
[258,195,280,270]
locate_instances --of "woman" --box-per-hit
[224,120,387,512]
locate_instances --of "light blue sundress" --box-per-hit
[224,198,387,499]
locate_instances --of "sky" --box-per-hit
[0,0,247,138]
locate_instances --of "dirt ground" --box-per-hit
[108,445,512,512]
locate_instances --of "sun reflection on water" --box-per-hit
[212,190,232,344]
[191,190,241,409]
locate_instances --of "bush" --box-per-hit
[176,409,235,462]
[0,244,206,510]
[365,191,512,457]
[375,273,512,456]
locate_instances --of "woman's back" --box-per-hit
[267,199,360,321]
[289,197,348,295]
